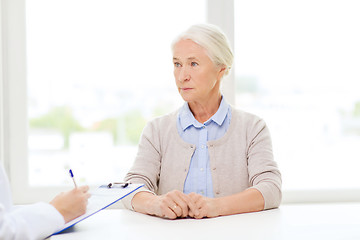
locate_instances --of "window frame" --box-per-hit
[2,0,360,204]
[1,0,56,203]
[0,0,5,172]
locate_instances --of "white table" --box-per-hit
[49,203,360,240]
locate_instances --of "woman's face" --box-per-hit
[173,39,225,104]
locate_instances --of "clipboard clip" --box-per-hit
[107,182,129,188]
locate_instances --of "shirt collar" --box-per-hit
[210,97,229,126]
[178,96,229,131]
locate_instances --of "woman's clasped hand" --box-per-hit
[133,190,222,219]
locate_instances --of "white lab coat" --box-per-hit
[0,165,64,240]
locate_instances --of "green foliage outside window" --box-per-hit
[29,106,83,148]
[93,110,146,145]
[29,106,147,149]
[353,101,360,117]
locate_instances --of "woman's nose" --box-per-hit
[179,67,190,82]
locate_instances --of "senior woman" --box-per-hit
[122,24,281,219]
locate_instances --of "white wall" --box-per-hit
[0,0,5,168]
[0,2,2,166]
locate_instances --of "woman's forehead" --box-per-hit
[173,39,209,60]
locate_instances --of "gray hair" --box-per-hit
[171,24,233,76]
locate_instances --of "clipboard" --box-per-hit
[51,183,144,236]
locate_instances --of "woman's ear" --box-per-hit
[217,65,227,80]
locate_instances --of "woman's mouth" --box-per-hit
[181,88,193,91]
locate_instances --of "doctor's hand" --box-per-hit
[50,185,90,223]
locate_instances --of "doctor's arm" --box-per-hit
[0,186,90,240]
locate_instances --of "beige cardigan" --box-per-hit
[122,106,282,210]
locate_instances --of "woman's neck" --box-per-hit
[188,94,222,124]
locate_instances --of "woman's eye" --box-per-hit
[191,62,198,67]
[174,62,181,67]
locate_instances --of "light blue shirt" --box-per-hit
[177,97,231,198]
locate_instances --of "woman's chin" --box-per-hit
[180,95,193,103]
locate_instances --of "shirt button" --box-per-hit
[200,168,204,172]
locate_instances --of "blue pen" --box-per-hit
[69,169,78,188]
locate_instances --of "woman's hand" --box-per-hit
[148,190,200,219]
[50,185,90,223]
[189,188,265,218]
[133,190,198,219]
[187,193,220,219]
[133,189,265,219]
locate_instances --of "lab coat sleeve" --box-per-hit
[0,202,65,240]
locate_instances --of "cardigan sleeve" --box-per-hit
[122,120,162,209]
[247,118,282,210]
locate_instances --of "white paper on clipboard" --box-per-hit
[51,183,144,236]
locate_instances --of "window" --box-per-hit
[235,0,360,193]
[26,0,206,186]
[4,0,360,204]
[2,0,209,203]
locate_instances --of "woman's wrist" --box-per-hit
[144,194,158,215]
[211,197,223,217]
[132,191,158,215]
